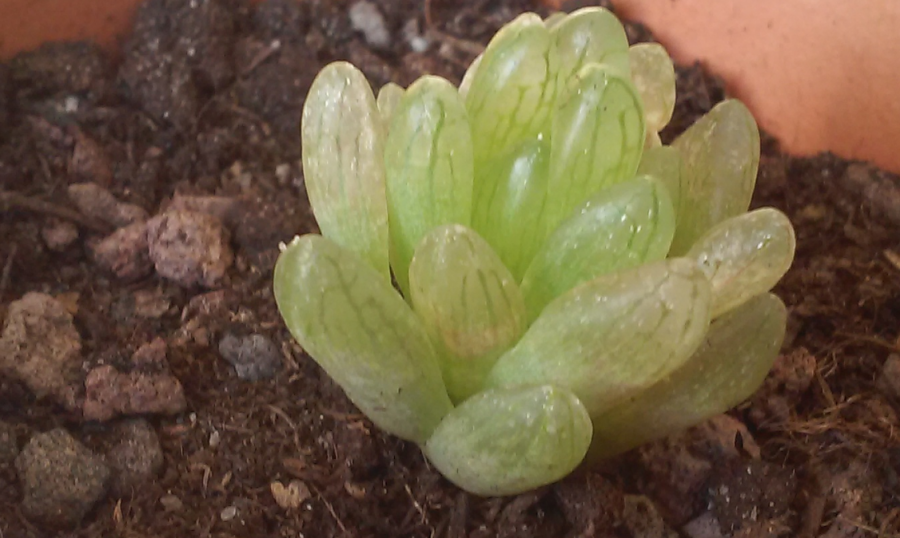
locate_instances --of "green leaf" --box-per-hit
[637,145,685,224]
[542,64,646,238]
[424,385,592,496]
[589,293,786,460]
[376,82,405,128]
[300,62,390,280]
[409,225,526,403]
[669,99,760,255]
[273,234,452,443]
[543,12,567,29]
[458,53,482,100]
[471,138,552,281]
[384,75,474,295]
[488,258,711,417]
[520,175,675,322]
[688,208,796,317]
[465,13,558,164]
[550,7,631,84]
[628,43,676,133]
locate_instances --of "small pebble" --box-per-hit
[349,1,390,50]
[271,479,311,510]
[878,354,900,400]
[160,494,184,512]
[146,210,233,288]
[41,219,79,251]
[218,333,283,381]
[106,419,164,497]
[221,505,238,521]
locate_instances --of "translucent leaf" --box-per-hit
[542,64,645,238]
[458,54,482,100]
[409,225,526,403]
[638,145,685,224]
[669,99,760,255]
[629,43,676,133]
[301,62,390,280]
[471,138,552,281]
[376,82,405,128]
[520,176,675,322]
[384,76,474,295]
[424,385,592,496]
[543,12,567,29]
[589,293,786,460]
[550,7,631,84]
[465,13,558,164]
[488,258,711,416]
[273,235,452,443]
[688,208,795,317]
[645,130,662,149]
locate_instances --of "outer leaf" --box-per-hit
[637,145,685,223]
[465,13,558,164]
[542,64,646,238]
[376,82,405,128]
[458,53,482,100]
[471,138,552,281]
[550,7,631,84]
[385,76,474,295]
[543,12,567,29]
[628,43,676,133]
[424,385,592,497]
[273,235,452,443]
[488,258,711,416]
[669,99,760,255]
[520,175,675,322]
[589,293,786,460]
[688,208,796,317]
[301,62,390,279]
[409,225,526,403]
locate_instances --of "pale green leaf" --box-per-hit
[273,235,452,443]
[629,43,676,133]
[638,145,685,225]
[424,385,592,496]
[465,13,558,164]
[542,64,646,238]
[384,75,474,295]
[543,12,567,29]
[488,258,711,416]
[589,293,786,460]
[376,82,405,128]
[300,62,389,279]
[471,138,552,281]
[669,99,760,255]
[689,208,796,317]
[409,225,526,403]
[520,175,675,322]
[550,6,630,85]
[458,53,482,100]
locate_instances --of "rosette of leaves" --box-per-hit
[274,8,795,496]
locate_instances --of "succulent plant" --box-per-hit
[274,8,795,496]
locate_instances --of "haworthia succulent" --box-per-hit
[301,62,390,280]
[273,235,452,444]
[376,82,405,128]
[550,7,631,85]
[669,99,760,255]
[688,208,796,317]
[409,225,526,403]
[465,13,558,164]
[424,385,592,496]
[543,11,567,29]
[542,64,645,238]
[629,43,676,134]
[471,138,552,281]
[488,258,711,417]
[589,293,786,460]
[384,76,474,295]
[637,145,685,224]
[520,176,675,322]
[458,53,482,100]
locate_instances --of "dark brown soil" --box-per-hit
[1,0,899,537]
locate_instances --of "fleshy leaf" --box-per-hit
[376,82,405,128]
[589,293,786,460]
[488,258,711,416]
[273,235,452,444]
[300,62,390,279]
[409,225,526,403]
[550,7,630,84]
[543,11,567,29]
[471,138,552,281]
[465,13,558,164]
[688,208,796,317]
[669,99,760,255]
[542,64,646,238]
[424,385,592,497]
[384,76,475,295]
[458,53,482,100]
[628,43,676,133]
[637,145,685,223]
[520,175,675,322]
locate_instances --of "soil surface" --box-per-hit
[1,0,899,537]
